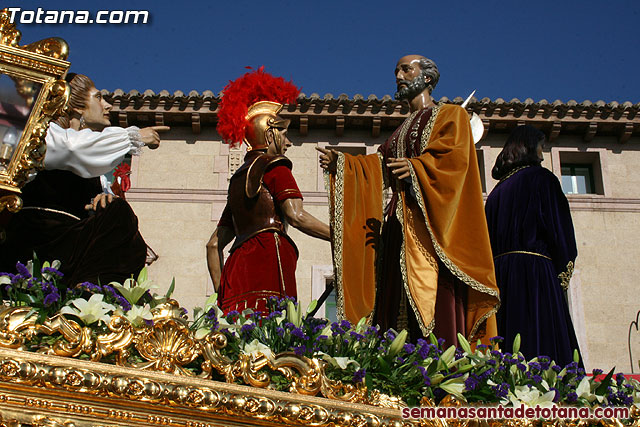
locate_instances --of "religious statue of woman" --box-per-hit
[0,73,168,289]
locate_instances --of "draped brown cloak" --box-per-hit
[326,103,499,343]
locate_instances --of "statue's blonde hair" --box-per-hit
[55,74,95,129]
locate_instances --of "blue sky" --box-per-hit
[8,1,640,103]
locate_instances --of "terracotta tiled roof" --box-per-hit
[102,90,640,142]
[104,89,639,117]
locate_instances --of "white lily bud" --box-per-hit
[513,333,521,354]
[388,330,408,358]
[457,333,472,355]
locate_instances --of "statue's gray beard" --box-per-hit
[394,75,427,101]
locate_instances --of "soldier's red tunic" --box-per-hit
[217,152,302,313]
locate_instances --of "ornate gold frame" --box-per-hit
[0,300,411,427]
[0,300,637,426]
[0,349,412,427]
[0,8,70,212]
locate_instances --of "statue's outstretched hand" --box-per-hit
[387,157,411,180]
[139,125,170,149]
[316,146,338,174]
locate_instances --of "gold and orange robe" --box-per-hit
[326,103,499,345]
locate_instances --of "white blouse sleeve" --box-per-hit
[44,123,143,178]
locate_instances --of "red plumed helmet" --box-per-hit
[216,67,300,147]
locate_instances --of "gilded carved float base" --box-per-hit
[0,348,638,427]
[0,301,637,426]
[0,348,410,427]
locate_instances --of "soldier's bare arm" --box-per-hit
[280,198,330,241]
[206,225,236,292]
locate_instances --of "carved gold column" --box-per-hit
[0,7,70,226]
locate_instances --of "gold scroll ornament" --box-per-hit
[0,8,70,209]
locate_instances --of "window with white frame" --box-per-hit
[558,151,603,195]
[561,164,595,195]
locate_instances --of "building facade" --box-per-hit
[104,89,640,372]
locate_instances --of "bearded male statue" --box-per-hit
[318,55,500,345]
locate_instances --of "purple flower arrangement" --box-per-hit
[194,297,640,408]
[1,259,67,323]
[1,259,135,323]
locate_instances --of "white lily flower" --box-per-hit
[110,268,158,305]
[111,278,143,305]
[332,357,359,369]
[439,377,467,401]
[287,300,302,327]
[319,323,333,337]
[25,260,34,276]
[318,353,360,370]
[575,377,599,403]
[124,304,153,327]
[388,330,408,357]
[195,327,211,339]
[218,316,233,328]
[40,260,63,281]
[136,272,158,293]
[576,377,590,397]
[273,310,286,326]
[430,374,445,385]
[202,293,219,312]
[508,385,556,408]
[440,345,457,365]
[60,294,117,325]
[0,275,10,285]
[217,312,241,331]
[242,339,274,359]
